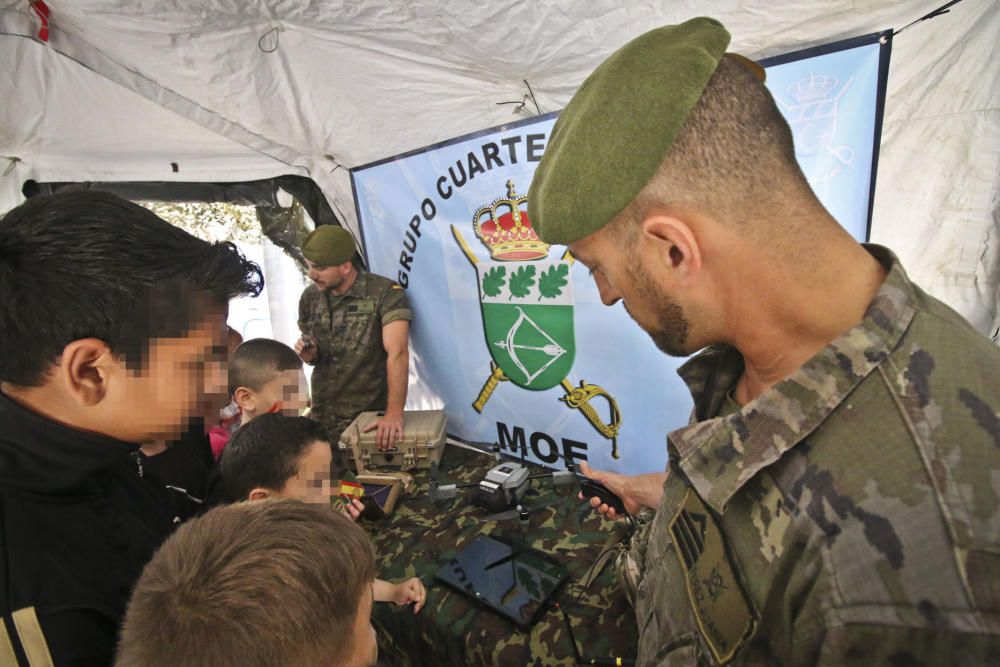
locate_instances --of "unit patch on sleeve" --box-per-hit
[668,489,757,664]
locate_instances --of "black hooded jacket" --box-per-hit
[0,391,178,666]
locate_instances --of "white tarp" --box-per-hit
[1,0,997,336]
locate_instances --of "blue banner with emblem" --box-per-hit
[351,32,890,475]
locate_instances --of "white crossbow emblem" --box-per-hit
[493,306,566,384]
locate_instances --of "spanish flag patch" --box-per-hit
[337,472,364,506]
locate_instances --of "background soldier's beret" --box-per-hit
[301,225,357,266]
[528,17,731,245]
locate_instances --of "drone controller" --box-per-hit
[579,478,628,515]
[475,462,530,512]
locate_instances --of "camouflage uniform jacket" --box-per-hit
[632,245,1000,665]
[298,270,412,438]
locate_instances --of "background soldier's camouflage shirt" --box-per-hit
[630,246,1000,665]
[298,270,412,446]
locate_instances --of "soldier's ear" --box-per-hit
[639,213,702,281]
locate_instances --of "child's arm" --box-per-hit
[373,577,426,613]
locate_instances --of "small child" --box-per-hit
[220,413,426,612]
[117,499,379,667]
[209,337,309,460]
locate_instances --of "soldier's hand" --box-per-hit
[392,577,426,613]
[578,461,665,520]
[365,409,404,450]
[295,336,318,363]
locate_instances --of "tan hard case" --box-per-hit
[338,409,447,472]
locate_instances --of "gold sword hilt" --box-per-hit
[560,379,623,458]
[473,363,508,413]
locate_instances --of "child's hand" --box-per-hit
[392,577,426,613]
[340,498,364,522]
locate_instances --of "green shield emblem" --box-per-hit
[477,260,575,390]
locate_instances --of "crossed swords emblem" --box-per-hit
[452,225,623,458]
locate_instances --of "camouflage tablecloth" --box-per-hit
[365,445,639,667]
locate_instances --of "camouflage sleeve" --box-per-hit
[810,539,1000,661]
[297,289,310,333]
[379,283,413,326]
[816,622,1000,665]
[298,290,321,365]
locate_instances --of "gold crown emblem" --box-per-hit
[473,180,550,261]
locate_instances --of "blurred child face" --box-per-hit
[240,368,309,422]
[113,311,230,443]
[279,439,334,506]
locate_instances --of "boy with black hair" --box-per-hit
[117,499,380,667]
[220,413,426,612]
[0,191,263,665]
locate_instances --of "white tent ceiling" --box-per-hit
[1,0,998,334]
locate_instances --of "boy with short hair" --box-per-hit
[117,499,379,667]
[209,337,308,459]
[220,413,426,610]
[229,338,309,424]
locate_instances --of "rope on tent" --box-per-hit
[523,80,541,115]
[495,80,542,116]
[2,157,20,177]
[894,0,966,36]
[324,154,345,175]
[496,100,527,113]
[259,26,281,53]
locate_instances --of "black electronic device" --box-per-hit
[429,445,576,515]
[431,442,628,526]
[578,478,628,516]
[434,534,568,630]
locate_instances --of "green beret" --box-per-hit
[301,225,356,266]
[528,17,731,245]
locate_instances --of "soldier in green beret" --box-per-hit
[529,16,1000,666]
[295,225,412,457]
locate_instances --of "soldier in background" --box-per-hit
[529,17,1000,666]
[295,225,412,459]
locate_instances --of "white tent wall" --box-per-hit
[868,0,999,336]
[0,28,305,198]
[1,0,998,336]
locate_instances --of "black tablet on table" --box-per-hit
[434,534,568,630]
